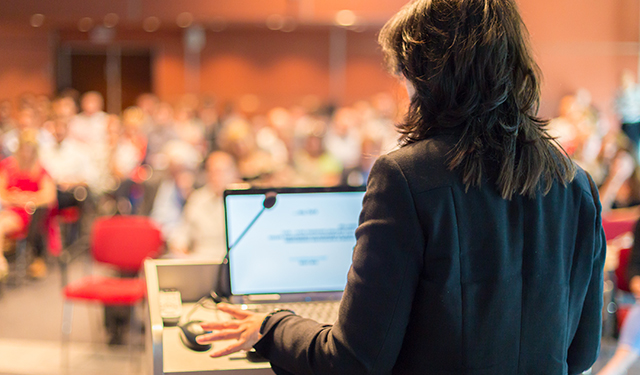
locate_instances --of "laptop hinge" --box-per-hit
[246,294,281,302]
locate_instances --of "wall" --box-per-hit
[0,26,52,103]
[0,0,637,120]
[519,0,639,118]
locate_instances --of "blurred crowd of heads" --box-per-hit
[0,89,404,215]
[549,74,640,210]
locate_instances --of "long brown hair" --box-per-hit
[379,0,575,199]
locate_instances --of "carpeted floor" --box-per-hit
[0,253,146,375]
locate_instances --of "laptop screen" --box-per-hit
[224,187,366,296]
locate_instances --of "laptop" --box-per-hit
[222,186,366,321]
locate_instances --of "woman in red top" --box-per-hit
[0,129,56,280]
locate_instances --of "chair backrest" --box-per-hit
[602,217,637,242]
[615,246,632,293]
[91,215,163,273]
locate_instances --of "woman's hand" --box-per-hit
[196,303,268,358]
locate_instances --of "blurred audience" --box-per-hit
[168,151,241,261]
[147,140,199,239]
[0,129,57,279]
[4,81,640,360]
[0,89,406,283]
[598,137,640,212]
[616,70,640,149]
[69,91,108,146]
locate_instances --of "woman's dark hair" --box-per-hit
[379,0,576,199]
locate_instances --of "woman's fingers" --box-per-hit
[215,303,253,319]
[210,340,253,358]
[200,320,241,330]
[196,328,244,344]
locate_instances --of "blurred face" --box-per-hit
[206,153,238,194]
[17,108,36,130]
[154,103,174,126]
[333,108,359,136]
[81,93,103,115]
[54,97,77,121]
[53,119,68,144]
[17,141,37,166]
[305,135,323,158]
[136,94,158,115]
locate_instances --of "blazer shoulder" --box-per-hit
[570,166,598,199]
[379,137,458,194]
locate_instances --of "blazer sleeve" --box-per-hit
[254,154,426,375]
[566,175,606,374]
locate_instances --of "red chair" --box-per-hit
[601,216,638,335]
[61,215,163,362]
[614,246,634,332]
[602,216,637,241]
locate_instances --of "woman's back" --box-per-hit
[379,133,604,374]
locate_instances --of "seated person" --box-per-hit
[0,129,57,280]
[146,140,200,239]
[40,116,94,245]
[293,122,342,187]
[168,151,240,261]
[599,136,640,213]
[40,115,94,204]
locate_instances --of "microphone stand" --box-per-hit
[215,191,277,298]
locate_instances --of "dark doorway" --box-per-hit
[58,48,152,113]
[121,53,152,111]
[69,54,107,107]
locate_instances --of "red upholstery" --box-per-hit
[62,215,163,306]
[602,217,637,241]
[58,207,80,223]
[63,276,146,305]
[614,246,635,331]
[616,247,632,293]
[90,215,163,274]
[618,306,632,332]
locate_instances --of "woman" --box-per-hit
[0,129,57,279]
[196,0,605,374]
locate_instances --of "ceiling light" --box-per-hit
[103,13,119,28]
[177,12,194,28]
[266,14,285,31]
[335,10,356,27]
[78,17,94,32]
[143,16,160,32]
[30,14,45,28]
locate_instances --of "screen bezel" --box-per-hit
[223,185,366,299]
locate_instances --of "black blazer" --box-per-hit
[255,133,606,375]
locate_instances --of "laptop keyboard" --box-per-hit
[202,301,341,325]
[252,301,340,324]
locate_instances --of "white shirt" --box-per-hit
[150,179,185,240]
[39,138,95,185]
[324,128,362,169]
[68,111,108,146]
[3,128,56,156]
[168,186,226,261]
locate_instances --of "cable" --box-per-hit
[179,290,230,325]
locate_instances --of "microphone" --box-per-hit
[228,191,277,250]
[216,191,277,297]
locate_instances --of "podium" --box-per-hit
[144,259,274,375]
